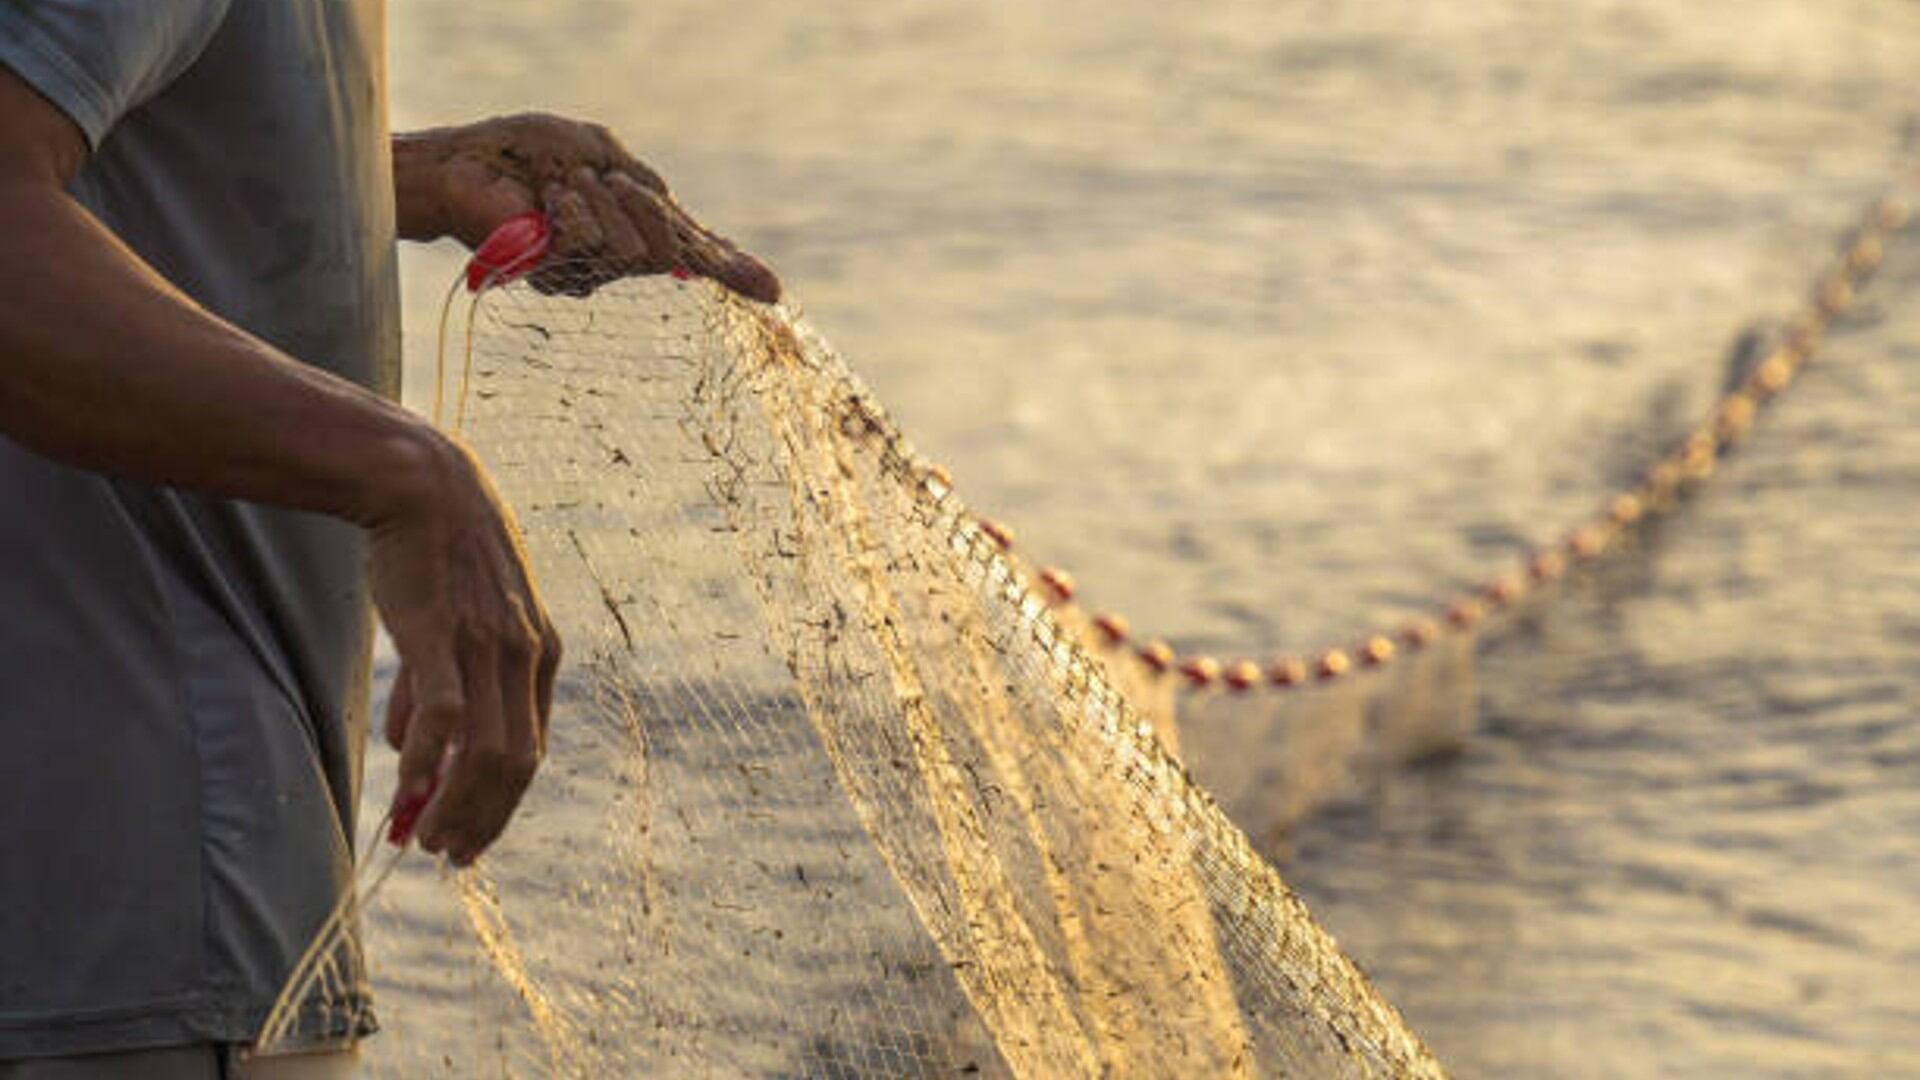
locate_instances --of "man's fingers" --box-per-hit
[384,663,414,752]
[535,183,605,297]
[607,174,680,275]
[416,620,541,867]
[664,203,732,280]
[545,182,599,252]
[716,247,782,305]
[414,642,501,862]
[569,168,647,272]
[612,151,670,196]
[511,126,776,301]
[498,621,544,796]
[391,649,462,843]
[661,201,784,304]
[607,174,781,303]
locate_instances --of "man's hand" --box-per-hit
[394,113,781,302]
[373,435,560,867]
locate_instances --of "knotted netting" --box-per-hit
[265,259,1442,1077]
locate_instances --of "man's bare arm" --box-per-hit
[0,72,426,519]
[0,67,555,866]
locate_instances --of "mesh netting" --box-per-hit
[266,263,1443,1077]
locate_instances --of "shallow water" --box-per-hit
[390,3,1920,1074]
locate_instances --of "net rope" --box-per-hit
[1000,189,1914,695]
[258,258,1442,1076]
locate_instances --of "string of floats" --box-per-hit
[935,189,1913,694]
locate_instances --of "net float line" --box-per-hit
[940,188,1911,695]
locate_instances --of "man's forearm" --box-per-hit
[0,177,440,528]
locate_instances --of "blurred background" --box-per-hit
[391,3,1920,1075]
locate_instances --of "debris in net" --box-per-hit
[262,256,1443,1077]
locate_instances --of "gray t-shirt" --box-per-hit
[0,1,397,1058]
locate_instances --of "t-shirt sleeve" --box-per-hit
[0,0,234,147]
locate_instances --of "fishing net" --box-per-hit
[260,258,1442,1076]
